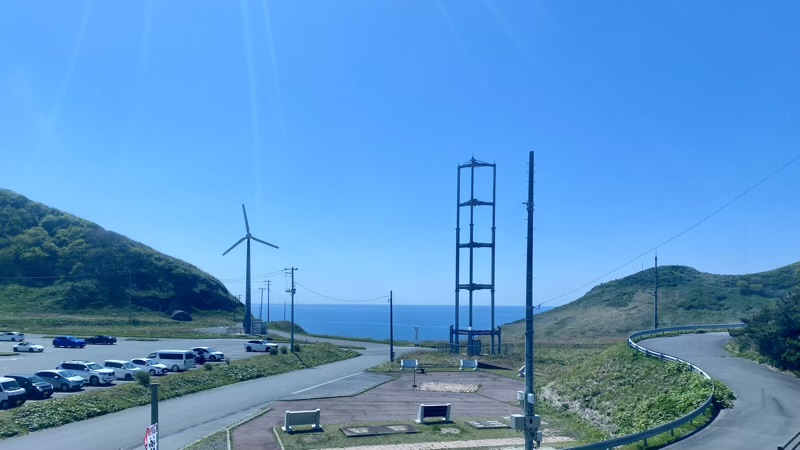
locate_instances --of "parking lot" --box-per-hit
[0,333,265,404]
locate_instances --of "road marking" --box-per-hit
[290,372,363,395]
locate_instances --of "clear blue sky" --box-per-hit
[2,1,799,309]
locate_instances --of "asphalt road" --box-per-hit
[0,333,416,450]
[640,333,800,449]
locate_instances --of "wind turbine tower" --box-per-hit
[223,204,278,334]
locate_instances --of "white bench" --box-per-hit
[400,359,418,371]
[459,359,478,371]
[282,409,322,433]
[415,403,451,423]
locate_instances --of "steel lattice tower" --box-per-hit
[451,157,500,354]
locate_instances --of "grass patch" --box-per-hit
[543,343,731,438]
[181,430,228,450]
[0,343,357,439]
[0,309,245,339]
[618,409,712,450]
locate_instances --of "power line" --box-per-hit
[295,282,388,303]
[540,153,800,307]
[219,269,285,283]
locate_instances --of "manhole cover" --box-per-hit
[416,382,479,393]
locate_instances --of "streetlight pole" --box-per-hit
[389,290,395,362]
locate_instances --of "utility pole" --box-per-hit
[654,254,659,329]
[285,267,297,352]
[266,280,272,323]
[389,291,395,362]
[259,287,266,321]
[516,150,542,449]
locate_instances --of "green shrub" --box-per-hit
[711,379,736,409]
[203,363,213,371]
[134,371,150,387]
[280,346,288,354]
[293,343,302,352]
[269,347,278,355]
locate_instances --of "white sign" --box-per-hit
[144,423,158,450]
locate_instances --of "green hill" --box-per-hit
[506,263,800,342]
[0,189,238,317]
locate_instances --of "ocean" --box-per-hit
[250,303,551,342]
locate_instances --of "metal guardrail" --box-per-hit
[779,429,800,450]
[564,323,745,450]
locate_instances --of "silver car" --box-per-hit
[34,369,85,392]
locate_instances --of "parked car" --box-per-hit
[103,360,142,380]
[85,335,117,345]
[130,358,169,376]
[244,340,279,352]
[52,336,86,348]
[34,369,86,392]
[12,342,44,353]
[0,376,26,408]
[4,374,54,399]
[56,360,116,386]
[191,347,225,362]
[0,332,25,342]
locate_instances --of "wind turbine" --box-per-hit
[223,204,278,334]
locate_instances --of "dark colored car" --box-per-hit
[5,374,54,399]
[52,336,86,348]
[85,335,117,345]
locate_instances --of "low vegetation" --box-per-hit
[505,263,800,341]
[0,309,243,339]
[544,343,734,439]
[730,290,800,374]
[0,189,242,317]
[0,343,357,438]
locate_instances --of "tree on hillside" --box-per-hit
[738,290,800,371]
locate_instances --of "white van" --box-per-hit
[0,376,27,409]
[146,350,196,372]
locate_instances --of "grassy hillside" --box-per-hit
[0,189,240,318]
[542,343,733,438]
[505,263,800,342]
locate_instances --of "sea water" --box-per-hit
[250,303,550,342]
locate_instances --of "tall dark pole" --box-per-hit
[654,255,659,329]
[491,162,497,353]
[389,291,395,362]
[150,382,159,448]
[523,151,541,449]
[266,280,272,323]
[285,267,297,352]
[259,287,265,321]
[454,163,461,352]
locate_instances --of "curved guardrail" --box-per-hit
[564,323,745,450]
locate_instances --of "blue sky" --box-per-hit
[2,1,799,309]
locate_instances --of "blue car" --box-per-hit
[52,336,86,348]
